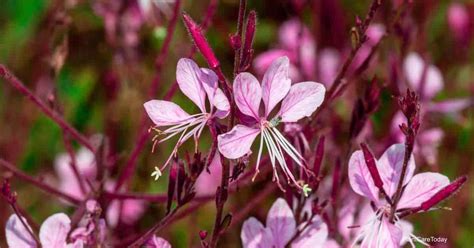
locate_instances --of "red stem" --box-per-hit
[0,65,94,152]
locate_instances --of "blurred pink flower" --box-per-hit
[54,148,145,227]
[6,213,82,248]
[447,3,471,44]
[145,58,230,179]
[194,152,222,197]
[145,235,172,248]
[348,143,451,247]
[253,19,340,85]
[349,24,385,74]
[218,56,325,191]
[241,198,328,248]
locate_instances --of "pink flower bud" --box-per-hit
[447,3,470,43]
[420,176,467,211]
[199,230,208,240]
[182,13,220,69]
[360,143,384,189]
[313,136,325,176]
[242,11,257,60]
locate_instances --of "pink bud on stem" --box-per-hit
[182,13,220,69]
[239,10,257,70]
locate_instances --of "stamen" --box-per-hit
[252,130,265,182]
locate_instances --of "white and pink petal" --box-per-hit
[378,144,416,197]
[397,172,450,209]
[176,58,207,112]
[5,214,37,248]
[278,82,325,122]
[218,125,260,159]
[144,100,193,126]
[266,198,296,247]
[261,56,291,116]
[348,150,380,203]
[39,213,71,248]
[233,72,262,120]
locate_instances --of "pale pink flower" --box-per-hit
[349,24,385,74]
[145,235,172,248]
[403,52,472,112]
[254,19,340,85]
[6,213,82,248]
[54,148,145,227]
[348,143,451,247]
[447,3,471,44]
[194,152,222,197]
[218,56,325,192]
[144,58,230,179]
[241,198,328,248]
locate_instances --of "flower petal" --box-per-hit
[348,150,379,202]
[218,125,260,159]
[278,82,325,122]
[317,48,340,87]
[397,172,450,209]
[6,214,37,248]
[212,88,230,119]
[254,50,294,77]
[361,219,402,248]
[176,58,207,112]
[403,52,444,99]
[200,68,218,104]
[266,198,296,247]
[146,236,172,248]
[241,217,274,248]
[144,100,193,126]
[261,56,292,116]
[378,144,416,197]
[39,213,71,248]
[195,152,222,196]
[427,98,472,113]
[233,72,262,120]
[291,215,328,248]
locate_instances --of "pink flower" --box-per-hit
[194,152,222,197]
[144,58,230,179]
[6,213,81,248]
[447,3,471,44]
[218,56,325,191]
[403,52,472,111]
[253,19,340,85]
[241,198,328,248]
[54,148,145,227]
[348,143,451,247]
[145,235,172,248]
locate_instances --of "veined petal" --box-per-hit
[278,82,325,122]
[348,150,379,203]
[266,198,296,247]
[291,215,328,248]
[234,72,262,120]
[6,215,37,248]
[146,236,172,248]
[397,172,450,209]
[200,68,218,104]
[254,50,294,77]
[241,217,272,248]
[176,58,207,112]
[39,213,71,248]
[361,219,402,248]
[378,144,415,198]
[144,100,193,126]
[262,56,291,117]
[218,125,260,159]
[212,88,230,118]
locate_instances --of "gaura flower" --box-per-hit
[145,235,172,248]
[241,198,328,248]
[6,213,82,248]
[218,56,325,192]
[253,19,340,85]
[54,147,145,227]
[402,52,472,114]
[348,143,451,247]
[144,58,230,179]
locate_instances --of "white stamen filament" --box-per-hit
[151,113,209,177]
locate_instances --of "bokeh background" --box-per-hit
[0,0,473,247]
